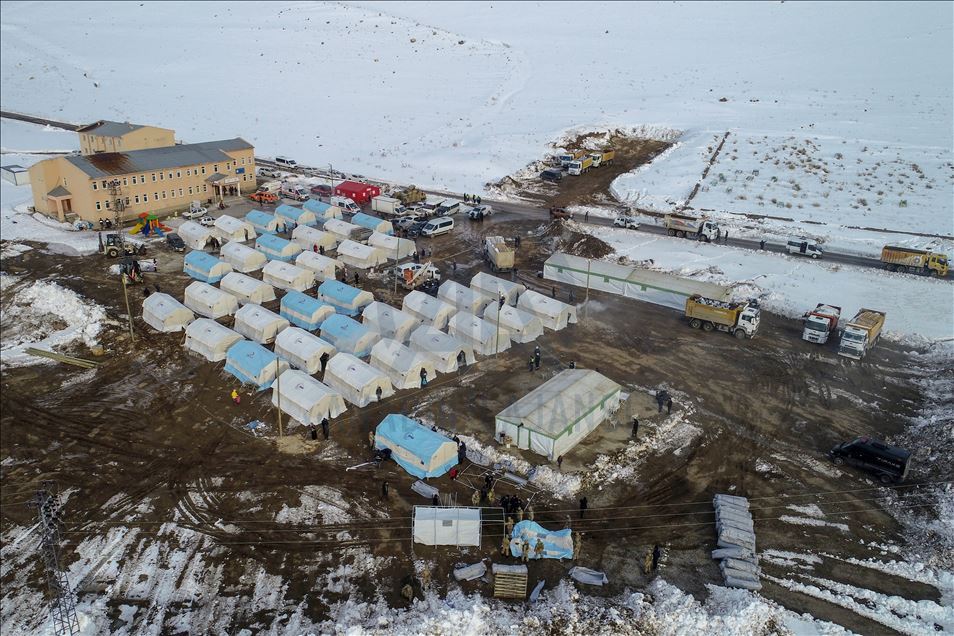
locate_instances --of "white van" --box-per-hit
[330,196,360,215]
[787,238,823,259]
[275,156,297,167]
[281,183,309,201]
[420,217,454,237]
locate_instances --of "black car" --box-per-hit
[540,168,563,182]
[418,279,440,296]
[407,220,428,238]
[828,436,911,483]
[165,233,186,252]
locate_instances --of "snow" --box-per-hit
[778,516,850,533]
[0,117,79,153]
[273,486,355,525]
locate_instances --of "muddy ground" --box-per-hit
[1,210,947,634]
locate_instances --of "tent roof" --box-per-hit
[377,414,454,460]
[282,290,333,316]
[448,311,497,342]
[321,313,373,341]
[337,240,381,261]
[403,290,456,320]
[221,272,272,295]
[185,281,234,304]
[496,369,622,438]
[184,250,225,272]
[371,338,424,372]
[178,219,211,238]
[235,304,286,330]
[324,219,359,234]
[484,304,539,328]
[518,289,574,318]
[363,301,415,330]
[214,215,251,233]
[368,232,412,252]
[275,327,335,358]
[257,233,296,252]
[351,212,387,230]
[439,280,488,308]
[410,325,467,355]
[297,251,340,272]
[303,199,333,214]
[221,241,260,260]
[186,318,239,342]
[318,280,368,305]
[263,260,311,282]
[246,210,280,226]
[273,369,339,407]
[470,272,526,298]
[293,225,336,243]
[327,352,387,389]
[226,340,279,375]
[143,292,190,319]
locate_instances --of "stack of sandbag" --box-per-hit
[712,494,761,590]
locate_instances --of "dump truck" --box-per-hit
[685,295,760,339]
[880,246,948,277]
[664,214,721,242]
[558,150,588,166]
[371,196,406,217]
[567,156,594,176]
[802,303,841,344]
[837,309,885,360]
[395,185,426,206]
[588,150,615,167]
[484,236,515,273]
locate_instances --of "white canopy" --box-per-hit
[292,225,338,252]
[362,301,418,343]
[413,507,481,547]
[233,304,289,344]
[368,232,415,260]
[184,318,243,362]
[402,290,457,330]
[324,219,365,243]
[517,289,579,331]
[447,311,512,356]
[295,252,343,282]
[220,241,267,273]
[142,292,194,333]
[470,272,526,306]
[438,280,491,315]
[369,338,437,390]
[220,272,277,306]
[183,281,238,318]
[324,353,395,407]
[177,220,213,250]
[409,325,475,373]
[274,327,336,374]
[336,240,388,270]
[271,369,347,426]
[262,260,316,292]
[482,303,544,344]
[213,215,256,242]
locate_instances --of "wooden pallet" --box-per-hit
[492,564,528,599]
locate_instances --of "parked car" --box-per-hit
[257,167,282,178]
[311,184,334,197]
[249,191,279,204]
[275,156,297,167]
[549,207,573,219]
[165,233,186,252]
[198,215,216,227]
[420,217,455,237]
[407,220,429,238]
[418,278,440,296]
[394,262,441,281]
[183,201,207,219]
[468,205,493,220]
[614,215,639,229]
[395,215,426,231]
[787,238,823,259]
[828,436,911,483]
[540,168,564,182]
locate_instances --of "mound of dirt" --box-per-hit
[540,219,614,259]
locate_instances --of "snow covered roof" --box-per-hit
[65,138,252,178]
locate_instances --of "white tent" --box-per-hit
[213,215,256,242]
[495,369,622,460]
[184,318,243,362]
[336,240,388,270]
[220,241,267,273]
[470,272,526,306]
[271,369,347,426]
[320,314,381,358]
[447,311,512,356]
[324,352,395,407]
[177,220,213,250]
[402,290,457,330]
[220,272,277,306]
[517,289,579,331]
[295,251,342,282]
[369,338,437,390]
[438,280,492,315]
[482,303,544,344]
[409,325,475,373]
[368,232,415,260]
[142,293,194,332]
[413,507,481,547]
[362,302,417,343]
[323,219,367,243]
[233,304,289,344]
[274,327,336,374]
[262,260,316,292]
[292,225,338,253]
[183,281,239,318]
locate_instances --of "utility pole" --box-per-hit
[275,360,283,437]
[494,295,503,358]
[29,481,80,636]
[584,258,592,322]
[121,273,135,340]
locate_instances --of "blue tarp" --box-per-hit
[375,414,458,478]
[320,313,376,357]
[183,251,229,283]
[508,521,574,560]
[276,204,317,228]
[303,199,338,222]
[281,290,334,331]
[246,210,283,234]
[224,340,282,390]
[317,280,370,316]
[256,233,297,262]
[351,212,392,235]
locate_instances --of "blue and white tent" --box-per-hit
[508,520,574,560]
[351,212,394,235]
[275,204,318,229]
[256,233,302,262]
[280,290,336,331]
[303,199,343,223]
[317,280,374,316]
[375,414,458,478]
[246,210,285,235]
[320,314,380,358]
[183,251,232,283]
[224,340,289,390]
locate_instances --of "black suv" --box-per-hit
[828,437,911,483]
[540,168,563,182]
[166,233,186,252]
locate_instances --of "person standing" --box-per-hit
[505,516,514,538]
[517,505,524,523]
[382,480,389,499]
[724,230,729,244]
[584,210,589,222]
[231,389,241,405]
[431,494,440,507]
[368,429,376,450]
[321,417,330,440]
[320,352,330,373]
[652,544,662,572]
[579,496,588,519]
[472,490,480,506]
[534,346,541,370]
[521,539,531,563]
[551,286,557,298]
[557,455,564,471]
[501,533,510,556]
[528,356,535,372]
[534,538,545,560]
[632,416,639,439]
[667,398,673,415]
[759,239,766,250]
[420,367,428,388]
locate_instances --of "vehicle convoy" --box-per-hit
[99,232,145,258]
[802,303,841,344]
[787,238,823,259]
[371,196,406,216]
[837,308,885,360]
[880,245,949,277]
[685,295,760,339]
[588,150,615,167]
[829,436,911,483]
[280,183,309,201]
[395,185,426,206]
[567,156,593,176]
[484,236,515,273]
[665,214,721,242]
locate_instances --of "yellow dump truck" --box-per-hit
[684,295,760,339]
[837,309,886,360]
[484,236,515,273]
[880,246,948,277]
[588,150,615,167]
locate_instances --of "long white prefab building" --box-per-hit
[271,369,347,426]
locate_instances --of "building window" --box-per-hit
[178,188,183,197]
[162,191,167,200]
[213,164,219,173]
[168,172,173,180]
[122,177,128,186]
[92,181,98,190]
[201,166,206,175]
[105,200,110,209]
[188,186,193,195]
[141,174,146,183]
[131,175,137,184]
[233,160,237,168]
[135,195,140,204]
[124,197,130,205]
[95,201,102,210]
[152,173,157,182]
[154,192,159,201]
[102,180,107,188]
[159,172,164,181]
[202,185,207,192]
[176,170,181,178]
[240,157,245,165]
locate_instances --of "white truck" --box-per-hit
[838,309,886,360]
[281,183,309,201]
[802,304,841,344]
[664,214,721,243]
[371,196,406,217]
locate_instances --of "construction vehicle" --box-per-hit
[558,150,587,167]
[837,309,885,360]
[99,233,145,258]
[399,261,440,289]
[484,236,515,273]
[880,246,948,277]
[588,150,615,167]
[567,156,594,176]
[664,214,721,242]
[395,185,426,207]
[685,295,760,339]
[802,303,841,344]
[250,190,279,204]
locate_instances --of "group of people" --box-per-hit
[97,217,115,230]
[463,194,483,205]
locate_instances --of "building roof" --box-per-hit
[206,172,229,182]
[76,120,149,137]
[1,164,27,172]
[63,138,253,178]
[47,185,71,197]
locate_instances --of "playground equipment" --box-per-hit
[130,213,173,237]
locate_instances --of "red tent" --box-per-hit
[334,180,381,205]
